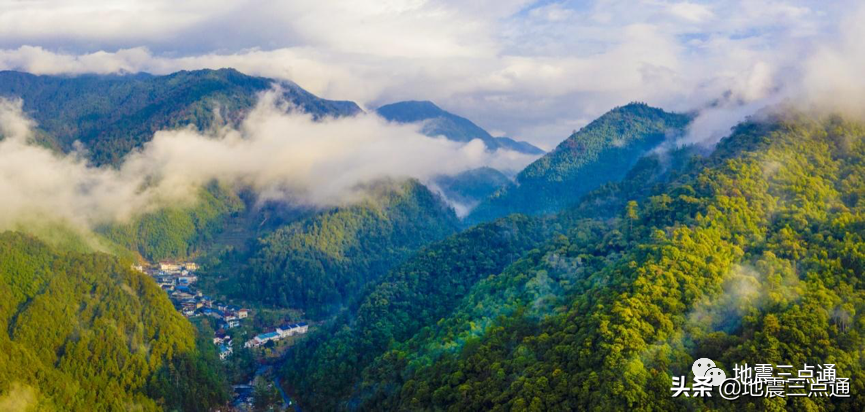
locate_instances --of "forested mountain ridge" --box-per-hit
[1,63,860,412]
[0,69,361,165]
[467,102,692,223]
[281,112,865,411]
[0,232,226,411]
[209,179,461,318]
[376,100,545,155]
[376,115,865,411]
[279,120,704,412]
[98,182,246,262]
[281,213,553,409]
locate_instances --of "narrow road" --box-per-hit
[273,376,299,411]
[251,358,301,411]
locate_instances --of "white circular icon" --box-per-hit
[704,367,726,386]
[692,358,716,378]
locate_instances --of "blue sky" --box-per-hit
[0,0,858,149]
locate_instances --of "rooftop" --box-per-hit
[258,332,279,340]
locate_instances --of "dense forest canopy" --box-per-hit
[0,232,226,411]
[282,112,865,411]
[99,183,245,262]
[210,179,461,318]
[468,103,692,223]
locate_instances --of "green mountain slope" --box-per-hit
[0,70,362,263]
[0,69,361,165]
[279,130,701,412]
[210,180,461,317]
[99,182,245,262]
[376,101,545,155]
[376,116,865,411]
[467,102,692,223]
[281,113,865,411]
[0,232,226,411]
[281,213,551,410]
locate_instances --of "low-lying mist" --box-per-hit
[0,90,538,237]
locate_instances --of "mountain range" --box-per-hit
[0,69,862,411]
[0,70,544,167]
[466,102,693,223]
[283,109,865,412]
[376,100,545,156]
[0,69,361,165]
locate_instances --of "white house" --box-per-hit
[276,322,309,338]
[244,331,281,348]
[213,334,231,346]
[159,262,182,272]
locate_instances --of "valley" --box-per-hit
[0,6,863,409]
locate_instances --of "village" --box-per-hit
[134,262,309,410]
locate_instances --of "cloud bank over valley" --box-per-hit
[0,90,537,234]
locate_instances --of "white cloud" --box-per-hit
[0,90,538,232]
[797,3,865,119]
[667,2,714,22]
[0,0,854,149]
[0,0,230,47]
[528,4,576,22]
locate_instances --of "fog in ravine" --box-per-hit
[0,90,536,233]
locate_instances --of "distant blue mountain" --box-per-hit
[432,167,512,216]
[376,100,545,155]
